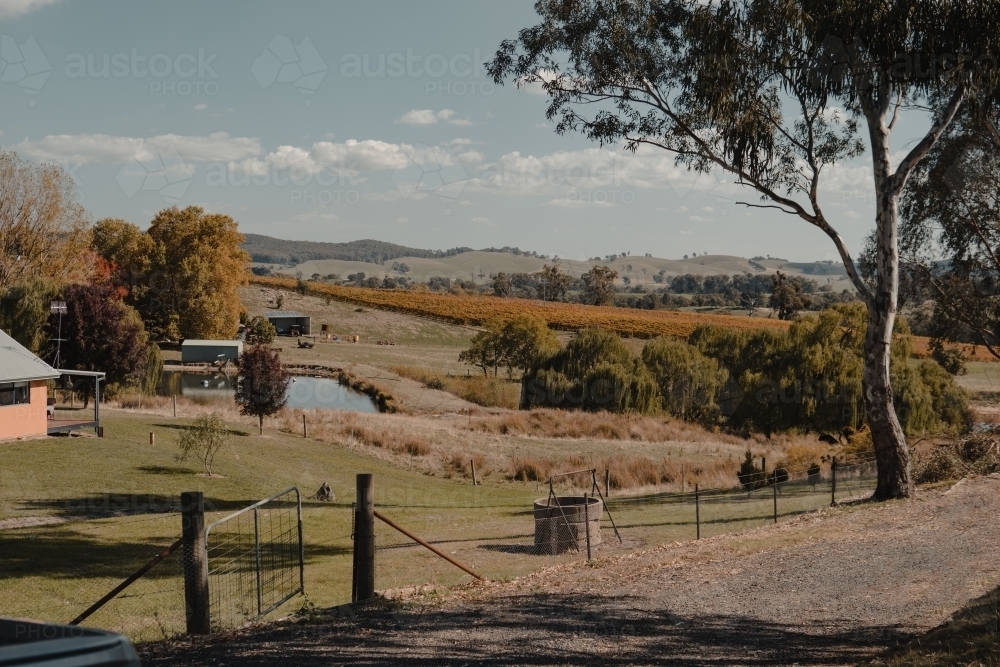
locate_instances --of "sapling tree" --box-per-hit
[490,0,1000,498]
[177,413,230,476]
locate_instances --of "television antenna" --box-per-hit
[50,301,67,368]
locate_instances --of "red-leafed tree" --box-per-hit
[235,344,289,434]
[56,283,149,406]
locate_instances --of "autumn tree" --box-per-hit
[581,265,618,306]
[489,0,1000,499]
[500,315,560,377]
[0,150,93,292]
[56,283,149,406]
[243,315,276,345]
[0,277,59,353]
[91,207,250,341]
[235,344,290,435]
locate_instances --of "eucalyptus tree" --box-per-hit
[896,110,1000,360]
[489,0,1000,498]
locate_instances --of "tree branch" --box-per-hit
[890,84,966,194]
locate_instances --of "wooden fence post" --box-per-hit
[149,432,155,446]
[831,457,837,506]
[353,474,375,602]
[172,395,177,418]
[695,484,700,540]
[302,414,307,438]
[605,469,610,497]
[181,491,210,635]
[773,475,778,524]
[470,459,478,486]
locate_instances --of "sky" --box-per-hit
[0,0,935,262]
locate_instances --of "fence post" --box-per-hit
[302,414,307,438]
[149,431,155,446]
[695,484,700,540]
[773,475,778,524]
[353,474,375,602]
[831,456,837,506]
[470,458,478,486]
[181,491,210,635]
[253,508,263,616]
[584,493,592,560]
[604,469,610,497]
[173,394,177,418]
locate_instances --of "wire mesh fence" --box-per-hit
[371,457,878,595]
[205,487,304,632]
[1,458,877,642]
[0,513,187,644]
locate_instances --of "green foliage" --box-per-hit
[737,451,764,491]
[930,342,968,376]
[522,327,659,414]
[176,413,230,476]
[459,315,559,379]
[641,337,727,423]
[538,261,571,301]
[768,271,811,320]
[244,315,276,345]
[140,343,163,397]
[581,265,617,306]
[0,278,58,354]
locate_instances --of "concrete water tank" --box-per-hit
[533,496,602,555]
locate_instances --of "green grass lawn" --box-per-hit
[0,410,873,643]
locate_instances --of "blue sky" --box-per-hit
[0,0,925,261]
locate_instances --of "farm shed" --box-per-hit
[181,340,243,363]
[265,310,312,335]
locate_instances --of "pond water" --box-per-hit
[157,372,379,413]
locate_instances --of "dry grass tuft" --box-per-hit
[389,365,520,409]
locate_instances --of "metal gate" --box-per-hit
[205,487,304,630]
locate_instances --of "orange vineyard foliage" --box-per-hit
[252,276,793,339]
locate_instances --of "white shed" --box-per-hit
[181,340,243,363]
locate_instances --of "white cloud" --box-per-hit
[17,132,261,164]
[398,108,454,125]
[193,103,208,111]
[846,210,860,219]
[680,230,693,236]
[0,0,63,18]
[688,215,711,223]
[701,206,714,213]
[394,217,409,224]
[470,216,491,224]
[677,206,689,212]
[544,197,614,209]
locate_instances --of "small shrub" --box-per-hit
[737,450,763,491]
[176,413,230,476]
[425,377,446,390]
[510,457,552,482]
[393,437,432,457]
[807,462,821,487]
[913,446,967,484]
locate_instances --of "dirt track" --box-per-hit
[142,475,1000,666]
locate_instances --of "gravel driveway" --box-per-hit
[143,475,1000,666]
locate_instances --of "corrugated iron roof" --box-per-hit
[0,329,60,383]
[264,311,308,318]
[181,340,244,347]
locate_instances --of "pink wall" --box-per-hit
[0,381,49,440]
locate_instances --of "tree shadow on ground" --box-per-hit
[139,591,915,667]
[862,584,1000,666]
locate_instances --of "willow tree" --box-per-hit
[489,0,1000,499]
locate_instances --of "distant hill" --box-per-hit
[243,234,474,265]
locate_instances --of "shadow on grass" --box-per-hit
[139,591,915,666]
[137,465,195,476]
[863,584,1000,666]
[14,496,349,519]
[2,529,349,582]
[151,423,253,437]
